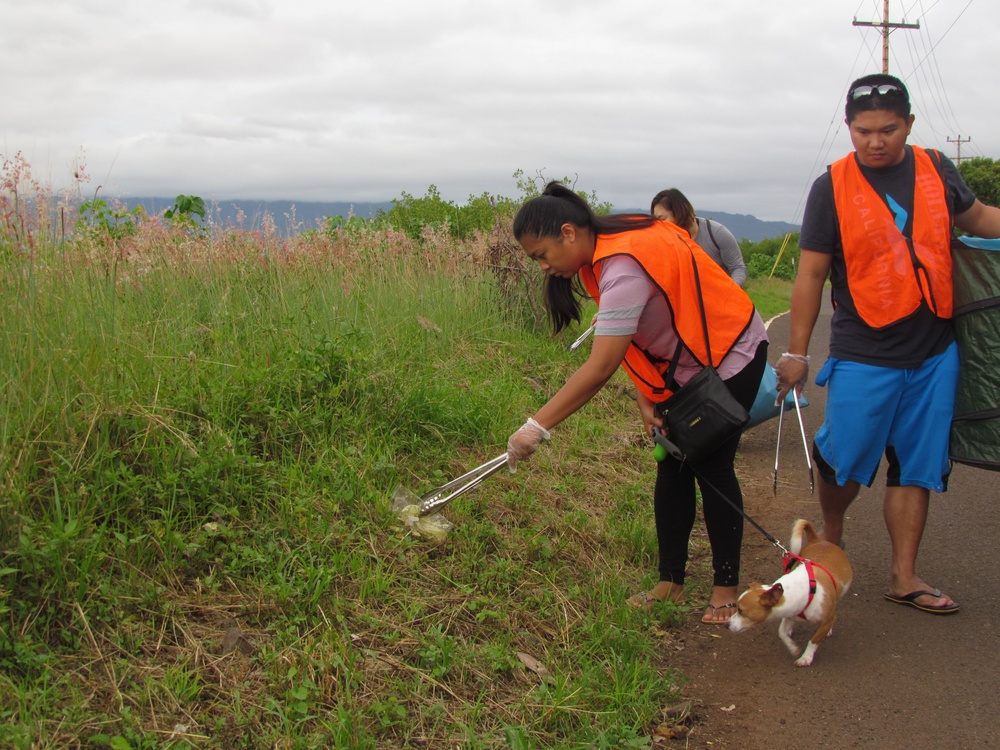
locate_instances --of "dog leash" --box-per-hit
[676,462,832,603]
[655,369,817,557]
[658,449,791,557]
[661,440,841,613]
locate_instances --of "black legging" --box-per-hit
[653,340,769,588]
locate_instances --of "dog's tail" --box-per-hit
[789,518,820,555]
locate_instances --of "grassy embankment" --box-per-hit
[0,194,792,748]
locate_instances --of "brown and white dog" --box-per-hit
[727,519,853,667]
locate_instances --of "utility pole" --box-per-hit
[947,135,972,164]
[853,0,920,73]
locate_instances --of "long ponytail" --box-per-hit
[513,182,655,333]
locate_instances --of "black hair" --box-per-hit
[513,181,655,333]
[845,73,911,122]
[650,188,696,232]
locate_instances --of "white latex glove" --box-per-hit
[506,418,551,472]
[774,352,810,404]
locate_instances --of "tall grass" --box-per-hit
[1,168,791,748]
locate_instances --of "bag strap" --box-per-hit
[662,247,714,389]
[703,217,718,249]
[689,247,713,366]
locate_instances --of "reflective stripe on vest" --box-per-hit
[830,146,953,328]
[578,222,754,402]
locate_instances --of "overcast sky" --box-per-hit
[2,0,994,222]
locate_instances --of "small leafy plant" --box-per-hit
[163,193,206,232]
[78,195,146,240]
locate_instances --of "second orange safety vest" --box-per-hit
[830,146,953,328]
[578,222,755,402]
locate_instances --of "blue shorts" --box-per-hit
[812,342,958,492]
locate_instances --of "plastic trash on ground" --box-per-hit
[391,485,453,542]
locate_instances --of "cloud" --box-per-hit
[3,1,996,222]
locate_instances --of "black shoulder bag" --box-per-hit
[653,251,749,463]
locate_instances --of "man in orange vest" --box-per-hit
[776,74,1000,615]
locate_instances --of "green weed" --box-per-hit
[0,162,792,747]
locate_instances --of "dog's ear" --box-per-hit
[748,582,764,591]
[761,583,784,607]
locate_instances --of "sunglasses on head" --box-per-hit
[850,83,904,100]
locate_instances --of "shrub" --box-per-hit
[741,232,800,281]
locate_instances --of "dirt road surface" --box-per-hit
[669,302,1000,749]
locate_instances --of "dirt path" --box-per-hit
[667,307,1000,749]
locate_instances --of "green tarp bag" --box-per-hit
[950,236,1000,470]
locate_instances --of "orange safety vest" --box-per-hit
[578,222,755,402]
[830,146,953,328]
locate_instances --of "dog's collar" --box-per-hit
[783,552,838,619]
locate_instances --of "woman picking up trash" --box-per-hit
[506,182,768,623]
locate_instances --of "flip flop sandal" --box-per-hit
[626,591,662,610]
[702,602,737,623]
[884,589,960,615]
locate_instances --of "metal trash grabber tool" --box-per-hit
[793,388,815,494]
[418,453,508,517]
[567,325,595,352]
[772,400,785,496]
[773,387,814,496]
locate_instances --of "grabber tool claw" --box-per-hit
[773,399,785,496]
[418,453,508,517]
[567,324,595,352]
[793,390,814,494]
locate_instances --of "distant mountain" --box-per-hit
[126,197,394,234]
[124,197,798,242]
[617,208,799,243]
[699,210,799,243]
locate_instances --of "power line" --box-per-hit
[905,0,975,74]
[906,0,984,158]
[947,135,972,163]
[852,1,983,161]
[853,0,920,73]
[791,2,981,224]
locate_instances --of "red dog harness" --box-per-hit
[783,552,839,620]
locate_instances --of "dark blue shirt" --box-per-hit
[800,145,976,368]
